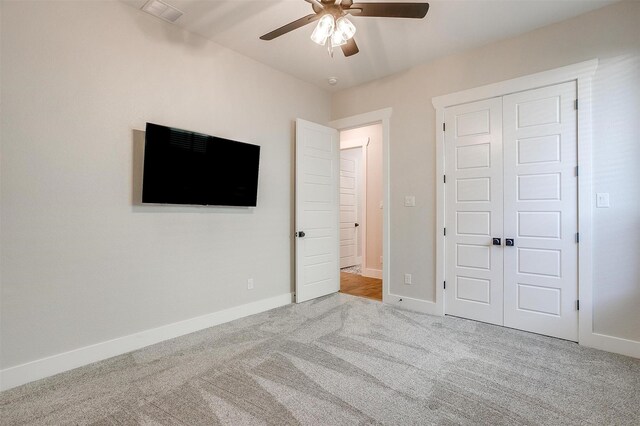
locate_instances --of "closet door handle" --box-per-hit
[505,238,515,247]
[492,238,501,246]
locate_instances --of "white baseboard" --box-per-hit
[580,332,640,359]
[362,268,382,279]
[0,293,293,392]
[383,293,442,316]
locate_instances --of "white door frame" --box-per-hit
[330,108,392,302]
[432,60,640,358]
[340,138,369,273]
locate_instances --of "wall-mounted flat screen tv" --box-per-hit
[142,123,260,207]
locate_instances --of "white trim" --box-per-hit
[580,333,640,359]
[330,107,393,130]
[0,293,293,391]
[385,294,441,316]
[433,59,640,359]
[341,137,369,150]
[575,71,595,349]
[360,146,368,272]
[432,60,599,108]
[330,108,392,304]
[362,268,382,279]
[434,105,446,317]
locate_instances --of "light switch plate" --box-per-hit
[596,193,610,208]
[404,196,416,207]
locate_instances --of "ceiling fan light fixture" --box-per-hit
[330,30,347,47]
[335,16,356,40]
[310,14,335,45]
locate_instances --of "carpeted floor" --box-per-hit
[1,293,639,425]
[340,264,361,275]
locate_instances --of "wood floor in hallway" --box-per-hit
[340,272,382,301]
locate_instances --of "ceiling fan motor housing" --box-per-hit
[313,0,350,18]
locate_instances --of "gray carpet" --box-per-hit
[1,293,639,425]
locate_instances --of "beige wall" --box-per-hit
[0,0,330,368]
[341,124,383,274]
[332,1,640,341]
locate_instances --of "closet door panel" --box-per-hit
[445,98,504,326]
[502,82,578,341]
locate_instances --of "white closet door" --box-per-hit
[445,97,504,326]
[502,82,578,341]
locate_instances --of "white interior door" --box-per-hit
[295,119,340,303]
[502,82,578,341]
[339,151,358,268]
[445,97,504,326]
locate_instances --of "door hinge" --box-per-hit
[444,281,446,290]
[576,300,580,311]
[444,227,446,236]
[443,175,446,184]
[574,99,578,110]
[576,232,580,243]
[575,165,579,177]
[443,123,446,132]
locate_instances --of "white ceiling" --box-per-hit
[123,0,615,91]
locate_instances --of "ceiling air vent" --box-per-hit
[141,0,183,23]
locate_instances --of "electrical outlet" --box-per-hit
[247,278,254,290]
[404,196,416,207]
[404,273,412,285]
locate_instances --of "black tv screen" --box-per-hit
[142,123,260,207]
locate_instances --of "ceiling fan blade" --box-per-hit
[349,2,429,19]
[341,38,359,57]
[260,14,320,40]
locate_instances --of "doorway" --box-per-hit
[295,108,392,305]
[339,124,383,301]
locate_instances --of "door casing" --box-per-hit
[329,109,392,304]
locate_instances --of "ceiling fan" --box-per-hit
[259,0,430,57]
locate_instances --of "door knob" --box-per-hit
[355,223,360,227]
[297,231,306,238]
[505,238,515,246]
[492,238,501,246]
